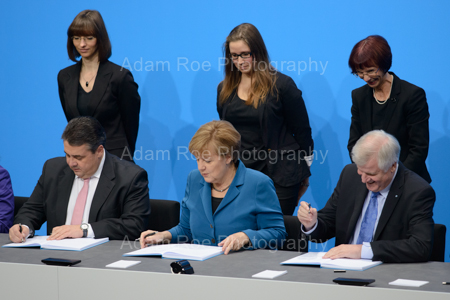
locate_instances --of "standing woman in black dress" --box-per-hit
[58,10,140,161]
[217,23,314,215]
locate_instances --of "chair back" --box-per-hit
[279,215,308,252]
[148,199,180,232]
[430,224,446,262]
[14,196,29,219]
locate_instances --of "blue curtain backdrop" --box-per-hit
[1,1,448,261]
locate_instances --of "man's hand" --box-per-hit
[218,232,250,255]
[9,224,30,243]
[297,201,317,231]
[323,244,362,259]
[47,225,83,240]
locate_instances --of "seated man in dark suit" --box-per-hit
[9,116,150,242]
[298,130,435,263]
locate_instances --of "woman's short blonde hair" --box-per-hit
[189,120,241,164]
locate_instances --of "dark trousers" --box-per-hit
[274,181,301,215]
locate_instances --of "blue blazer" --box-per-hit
[168,161,287,249]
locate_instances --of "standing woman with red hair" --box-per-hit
[217,23,314,215]
[58,10,140,161]
[348,35,431,183]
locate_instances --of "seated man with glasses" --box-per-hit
[298,130,435,263]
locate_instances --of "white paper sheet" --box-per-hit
[252,270,288,279]
[389,279,429,287]
[106,260,141,269]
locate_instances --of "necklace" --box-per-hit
[82,73,96,87]
[81,61,100,87]
[212,184,230,193]
[373,74,394,105]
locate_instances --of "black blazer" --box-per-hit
[58,60,141,159]
[217,72,314,187]
[348,72,431,183]
[309,162,435,263]
[14,152,151,240]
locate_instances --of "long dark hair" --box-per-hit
[219,23,277,108]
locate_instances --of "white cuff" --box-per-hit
[87,224,95,238]
[301,221,318,234]
[360,242,374,260]
[304,154,314,167]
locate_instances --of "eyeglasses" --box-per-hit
[72,36,96,43]
[354,68,379,78]
[230,52,252,60]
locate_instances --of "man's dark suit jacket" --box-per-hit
[58,60,141,159]
[14,152,150,240]
[348,72,431,183]
[308,162,435,263]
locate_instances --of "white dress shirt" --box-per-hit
[64,149,106,237]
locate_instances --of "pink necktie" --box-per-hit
[71,178,90,225]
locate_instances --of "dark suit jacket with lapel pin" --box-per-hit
[14,152,150,240]
[307,162,435,263]
[348,72,431,183]
[58,60,141,159]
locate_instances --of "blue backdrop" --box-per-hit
[0,1,448,261]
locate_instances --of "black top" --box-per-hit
[348,72,431,183]
[217,72,314,187]
[58,60,141,160]
[211,196,223,215]
[77,83,92,116]
[372,98,391,130]
[225,95,266,172]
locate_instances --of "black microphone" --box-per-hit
[391,98,397,103]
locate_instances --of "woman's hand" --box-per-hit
[139,230,171,249]
[218,232,250,255]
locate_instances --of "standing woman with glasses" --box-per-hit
[217,23,314,215]
[58,10,140,161]
[348,35,431,183]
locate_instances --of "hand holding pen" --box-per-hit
[297,201,318,232]
[8,223,29,243]
[137,230,172,249]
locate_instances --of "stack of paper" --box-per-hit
[106,260,141,269]
[252,270,288,279]
[2,236,109,251]
[389,279,429,287]
[281,252,382,271]
[123,244,223,261]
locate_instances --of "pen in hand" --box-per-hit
[308,203,311,215]
[135,231,157,242]
[19,223,24,243]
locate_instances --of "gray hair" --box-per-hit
[351,130,400,172]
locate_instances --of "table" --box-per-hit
[0,234,448,300]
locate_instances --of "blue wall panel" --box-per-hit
[0,0,448,261]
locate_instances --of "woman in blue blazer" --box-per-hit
[140,121,287,254]
[58,10,140,161]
